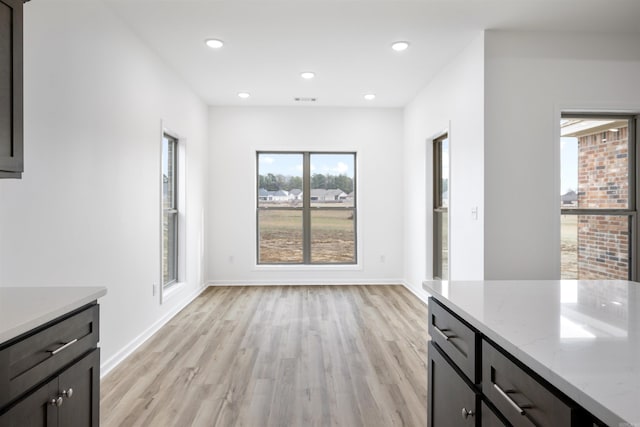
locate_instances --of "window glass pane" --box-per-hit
[310,154,355,208]
[440,138,449,209]
[561,214,578,279]
[561,119,629,209]
[434,210,448,279]
[163,212,177,284]
[258,210,303,263]
[258,153,303,208]
[561,214,629,280]
[162,135,176,209]
[310,209,355,263]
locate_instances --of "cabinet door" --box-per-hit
[58,349,99,427]
[0,378,58,427]
[0,0,23,178]
[428,342,478,427]
[481,401,508,427]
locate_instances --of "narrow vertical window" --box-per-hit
[433,134,449,279]
[560,115,637,280]
[162,133,178,286]
[257,152,356,264]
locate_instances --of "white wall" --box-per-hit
[403,33,485,297]
[484,31,640,279]
[0,1,209,372]
[207,107,404,284]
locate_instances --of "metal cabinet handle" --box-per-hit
[49,397,63,407]
[461,407,475,419]
[432,325,455,341]
[493,383,531,415]
[62,388,73,398]
[49,338,78,356]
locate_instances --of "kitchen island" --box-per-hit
[0,287,106,344]
[0,286,106,426]
[423,280,639,426]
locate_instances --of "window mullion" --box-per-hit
[303,152,311,264]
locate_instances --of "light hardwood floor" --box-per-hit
[101,285,428,427]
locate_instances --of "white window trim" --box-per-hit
[254,150,360,267]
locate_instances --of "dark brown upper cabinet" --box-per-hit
[0,0,22,179]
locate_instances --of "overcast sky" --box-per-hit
[258,153,355,178]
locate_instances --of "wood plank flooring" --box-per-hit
[101,285,428,427]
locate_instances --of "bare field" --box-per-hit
[258,211,579,272]
[258,209,355,263]
[561,215,578,279]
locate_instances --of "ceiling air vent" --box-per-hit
[294,97,317,102]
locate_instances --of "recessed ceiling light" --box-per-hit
[391,41,410,52]
[301,72,315,80]
[205,39,224,49]
[238,92,250,99]
[609,128,620,132]
[364,94,376,101]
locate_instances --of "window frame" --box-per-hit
[256,151,357,265]
[560,113,638,280]
[433,133,449,280]
[162,132,179,288]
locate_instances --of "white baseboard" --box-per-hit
[206,279,405,286]
[100,284,207,379]
[401,281,431,305]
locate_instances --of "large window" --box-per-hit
[162,133,179,286]
[257,152,356,264]
[560,114,637,280]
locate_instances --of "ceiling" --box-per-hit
[104,0,640,108]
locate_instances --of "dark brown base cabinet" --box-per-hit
[427,297,605,427]
[0,303,100,427]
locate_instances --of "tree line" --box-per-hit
[259,173,354,194]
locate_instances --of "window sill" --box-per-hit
[161,281,186,303]
[253,263,363,272]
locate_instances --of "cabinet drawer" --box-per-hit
[0,304,99,409]
[429,297,480,383]
[482,339,575,427]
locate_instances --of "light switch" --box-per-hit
[471,206,478,220]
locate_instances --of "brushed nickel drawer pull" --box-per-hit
[493,383,531,415]
[49,338,78,356]
[433,325,455,341]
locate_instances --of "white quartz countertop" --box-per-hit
[0,286,107,344]
[423,280,640,427]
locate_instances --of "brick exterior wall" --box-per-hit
[577,127,629,279]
